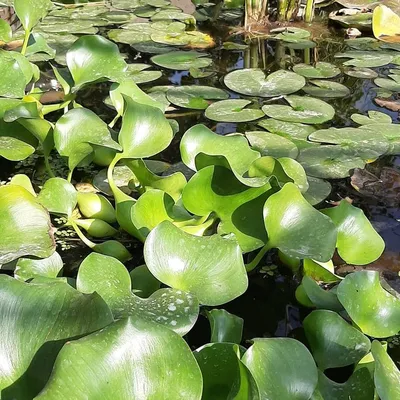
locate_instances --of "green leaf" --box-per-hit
[118,97,173,159]
[66,35,127,91]
[130,265,161,298]
[74,219,118,238]
[262,96,335,124]
[303,258,341,283]
[301,276,343,311]
[0,18,12,42]
[292,62,340,79]
[151,50,212,70]
[205,99,265,123]
[54,108,121,171]
[303,80,351,98]
[224,69,305,97]
[15,251,63,281]
[125,63,162,84]
[371,340,400,400]
[194,343,259,400]
[144,221,248,306]
[36,318,203,400]
[335,50,394,68]
[263,183,337,261]
[0,275,112,399]
[9,174,36,196]
[77,253,199,335]
[304,310,370,370]
[363,123,400,155]
[207,309,244,344]
[321,200,385,265]
[344,67,378,78]
[14,0,51,32]
[76,192,116,224]
[337,271,400,338]
[351,110,392,125]
[242,338,318,400]
[0,185,55,264]
[0,50,28,98]
[37,178,77,217]
[303,176,332,206]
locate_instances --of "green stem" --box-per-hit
[107,153,123,195]
[69,219,95,249]
[44,156,55,178]
[67,170,73,183]
[21,29,30,56]
[245,243,272,272]
[108,114,119,129]
[304,0,315,23]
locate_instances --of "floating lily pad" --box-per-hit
[126,63,162,84]
[363,123,400,154]
[329,8,372,29]
[303,176,332,206]
[151,50,212,70]
[375,74,400,91]
[224,69,305,97]
[262,96,335,124]
[351,110,392,125]
[335,50,394,67]
[293,62,340,79]
[166,85,228,109]
[344,67,378,78]
[257,118,316,142]
[205,99,264,122]
[303,80,351,98]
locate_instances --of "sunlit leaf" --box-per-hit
[207,309,244,344]
[15,251,63,281]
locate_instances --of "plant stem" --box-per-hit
[304,0,315,23]
[44,156,55,178]
[21,29,30,56]
[108,114,119,129]
[69,219,95,249]
[67,170,73,183]
[245,243,272,272]
[107,153,123,195]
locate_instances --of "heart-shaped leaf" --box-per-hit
[144,221,248,306]
[335,51,394,68]
[130,264,161,298]
[207,309,244,344]
[14,0,51,32]
[351,110,392,125]
[0,51,30,98]
[151,50,212,70]
[293,62,340,79]
[303,80,351,98]
[15,251,63,281]
[205,99,264,123]
[337,271,400,338]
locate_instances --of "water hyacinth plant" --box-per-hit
[0,0,399,398]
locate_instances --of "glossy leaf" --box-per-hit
[205,99,264,123]
[14,0,51,32]
[207,309,244,344]
[303,80,350,98]
[293,62,340,79]
[130,265,161,298]
[15,251,63,281]
[77,192,116,224]
[301,276,343,311]
[373,5,400,43]
[151,50,212,70]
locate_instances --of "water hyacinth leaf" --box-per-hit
[0,275,112,399]
[9,174,36,196]
[205,99,264,123]
[54,108,121,171]
[335,51,394,67]
[304,310,370,370]
[303,80,350,98]
[224,69,305,97]
[301,277,343,311]
[242,338,318,400]
[0,122,37,161]
[66,35,127,91]
[0,51,28,98]
[363,123,400,154]
[373,5,400,43]
[263,183,337,261]
[344,67,378,79]
[245,131,299,159]
[0,185,55,264]
[194,343,259,400]
[182,165,272,252]
[166,85,228,110]
[292,62,340,79]
[303,176,332,206]
[130,265,161,298]
[93,165,137,196]
[77,192,116,224]
[303,259,341,283]
[297,145,365,179]
[118,97,173,159]
[0,18,12,42]
[25,33,55,58]
[126,63,162,84]
[308,127,389,160]
[321,200,385,265]
[207,309,244,344]
[37,178,77,217]
[36,318,203,400]
[371,340,400,400]
[262,96,335,124]
[74,219,118,238]
[351,110,392,125]
[144,221,248,306]
[15,251,63,281]
[92,240,132,263]
[337,271,400,338]
[14,0,51,32]
[151,50,212,70]
[77,253,198,335]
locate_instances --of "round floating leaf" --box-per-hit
[224,69,305,97]
[301,276,343,311]
[303,80,351,98]
[35,318,203,400]
[246,131,299,159]
[308,127,389,160]
[344,67,378,79]
[108,28,151,45]
[66,35,127,91]
[54,108,121,171]
[118,96,173,159]
[371,340,400,400]
[262,96,335,124]
[14,0,51,32]
[263,183,337,261]
[321,200,385,265]
[297,145,365,179]
[126,63,162,84]
[292,62,340,79]
[37,178,77,217]
[304,310,370,370]
[335,51,394,67]
[363,123,400,155]
[242,338,318,400]
[375,75,400,91]
[151,50,212,70]
[337,271,400,338]
[303,176,332,206]
[166,85,228,110]
[207,309,244,344]
[373,5,400,43]
[144,221,248,306]
[194,343,259,400]
[351,110,392,125]
[15,251,63,281]
[205,99,264,122]
[77,253,198,335]
[0,185,55,264]
[0,276,112,399]
[130,265,161,298]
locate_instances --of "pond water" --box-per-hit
[1,0,400,371]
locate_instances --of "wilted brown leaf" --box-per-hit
[375,97,400,112]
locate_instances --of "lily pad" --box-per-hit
[293,62,340,79]
[351,110,392,125]
[257,118,316,142]
[144,221,248,306]
[335,51,394,67]
[303,80,351,98]
[205,99,264,122]
[363,123,400,154]
[303,177,332,206]
[126,63,162,84]
[224,69,306,97]
[262,96,335,124]
[375,74,400,91]
[344,67,378,78]
[151,50,212,70]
